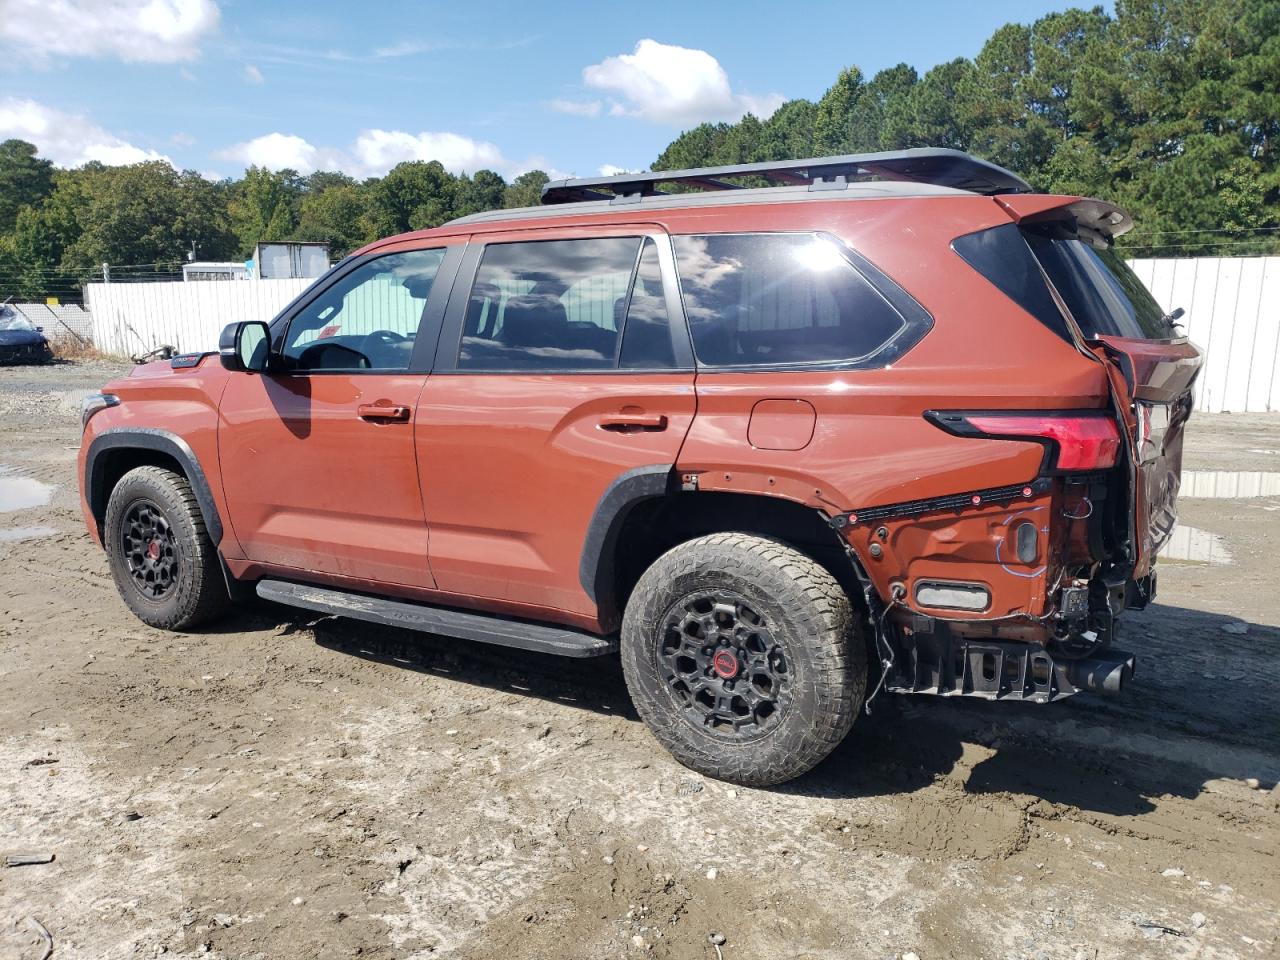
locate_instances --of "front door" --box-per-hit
[218,243,461,588]
[416,226,696,620]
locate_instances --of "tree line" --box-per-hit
[1,0,1275,301]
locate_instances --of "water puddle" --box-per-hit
[1160,524,1233,566]
[1180,470,1280,498]
[0,475,55,512]
[0,525,57,543]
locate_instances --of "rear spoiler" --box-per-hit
[995,195,1133,241]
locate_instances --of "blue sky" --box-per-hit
[1,0,1089,181]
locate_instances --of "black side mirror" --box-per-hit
[219,321,272,372]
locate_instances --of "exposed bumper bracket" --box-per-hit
[888,628,1135,703]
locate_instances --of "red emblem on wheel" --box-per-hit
[712,649,740,679]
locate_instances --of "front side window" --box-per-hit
[672,233,907,367]
[459,237,643,371]
[282,248,444,371]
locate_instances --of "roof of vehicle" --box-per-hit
[447,148,1032,229]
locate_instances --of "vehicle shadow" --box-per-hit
[258,601,1277,816]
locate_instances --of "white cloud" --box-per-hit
[0,0,220,64]
[351,129,505,176]
[598,164,636,177]
[0,97,170,167]
[169,131,196,146]
[582,39,784,125]
[242,64,263,84]
[220,129,514,179]
[220,132,319,173]
[548,98,602,118]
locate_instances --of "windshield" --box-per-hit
[1023,230,1170,340]
[0,315,36,332]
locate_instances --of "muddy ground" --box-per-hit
[0,361,1276,960]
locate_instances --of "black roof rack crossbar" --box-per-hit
[541,148,1034,204]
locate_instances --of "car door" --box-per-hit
[415,225,696,621]
[218,241,464,588]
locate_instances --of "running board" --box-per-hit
[255,579,617,658]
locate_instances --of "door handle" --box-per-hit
[598,413,668,432]
[357,403,411,422]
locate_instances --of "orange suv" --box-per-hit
[78,149,1201,786]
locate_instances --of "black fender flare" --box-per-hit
[578,463,677,622]
[84,427,225,546]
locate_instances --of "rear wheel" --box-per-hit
[621,533,865,786]
[104,465,229,630]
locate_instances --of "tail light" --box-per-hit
[927,411,1121,472]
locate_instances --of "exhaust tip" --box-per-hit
[1064,651,1135,695]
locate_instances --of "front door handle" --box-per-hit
[599,413,668,432]
[358,403,411,422]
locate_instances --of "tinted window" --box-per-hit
[459,237,641,371]
[672,233,905,367]
[951,223,1071,342]
[1024,230,1170,339]
[283,249,444,371]
[619,238,676,369]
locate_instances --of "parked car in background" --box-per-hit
[77,149,1201,787]
[0,309,54,364]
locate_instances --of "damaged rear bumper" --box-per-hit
[887,629,1135,703]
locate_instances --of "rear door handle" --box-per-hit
[598,413,668,432]
[358,403,411,422]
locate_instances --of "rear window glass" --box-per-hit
[671,233,907,367]
[1023,229,1169,340]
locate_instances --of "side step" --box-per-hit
[255,579,617,658]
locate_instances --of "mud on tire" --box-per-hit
[104,465,229,630]
[621,532,866,787]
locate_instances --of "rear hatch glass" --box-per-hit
[1021,227,1169,339]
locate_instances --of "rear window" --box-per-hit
[953,222,1172,341]
[671,233,915,368]
[1023,229,1169,340]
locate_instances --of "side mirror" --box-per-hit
[219,321,272,372]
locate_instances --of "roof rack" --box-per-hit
[541,148,1034,205]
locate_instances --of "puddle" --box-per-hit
[1160,524,1233,566]
[0,525,58,543]
[0,475,55,512]
[1180,470,1280,498]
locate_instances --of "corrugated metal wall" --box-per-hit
[86,279,312,356]
[1127,256,1280,413]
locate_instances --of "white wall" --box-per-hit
[1126,256,1280,413]
[85,278,312,357]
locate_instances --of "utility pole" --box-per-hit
[102,262,110,283]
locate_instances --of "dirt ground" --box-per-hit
[1,360,1276,960]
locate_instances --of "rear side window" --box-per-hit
[951,224,1071,342]
[619,239,676,369]
[459,237,639,371]
[671,233,909,368]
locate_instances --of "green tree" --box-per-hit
[296,182,375,256]
[367,160,458,234]
[454,169,507,218]
[503,170,549,208]
[0,139,54,235]
[813,67,865,153]
[229,166,302,255]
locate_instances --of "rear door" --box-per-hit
[1019,221,1202,576]
[415,224,696,621]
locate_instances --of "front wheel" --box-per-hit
[621,533,866,787]
[104,465,229,630]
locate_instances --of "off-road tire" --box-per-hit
[621,533,866,786]
[104,465,229,630]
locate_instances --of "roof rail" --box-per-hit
[541,148,1034,204]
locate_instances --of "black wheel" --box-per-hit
[104,465,229,630]
[621,533,866,786]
